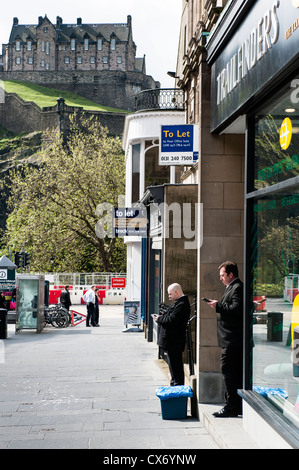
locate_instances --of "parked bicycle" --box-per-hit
[44,304,71,328]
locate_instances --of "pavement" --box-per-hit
[0,304,259,451]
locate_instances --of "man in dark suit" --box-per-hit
[207,261,243,417]
[154,283,190,386]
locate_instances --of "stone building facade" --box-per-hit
[2,15,140,74]
[175,0,244,404]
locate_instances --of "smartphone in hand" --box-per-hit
[202,297,210,303]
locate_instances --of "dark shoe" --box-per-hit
[213,407,240,418]
[86,325,91,327]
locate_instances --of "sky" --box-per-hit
[0,0,182,88]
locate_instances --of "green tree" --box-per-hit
[2,115,126,272]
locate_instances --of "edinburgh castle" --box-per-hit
[0,15,159,110]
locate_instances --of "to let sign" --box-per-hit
[159,125,199,165]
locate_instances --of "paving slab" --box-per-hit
[0,305,219,450]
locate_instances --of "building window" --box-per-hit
[103,56,108,64]
[46,63,50,70]
[111,38,116,50]
[27,41,32,51]
[28,57,33,64]
[65,57,70,64]
[42,41,45,52]
[117,56,122,64]
[41,60,45,67]
[84,38,89,51]
[131,144,141,204]
[77,57,82,64]
[90,56,95,64]
[46,41,50,55]
[247,74,299,431]
[16,41,21,51]
[15,57,21,65]
[97,38,103,50]
[70,38,76,51]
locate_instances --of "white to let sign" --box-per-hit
[159,124,199,165]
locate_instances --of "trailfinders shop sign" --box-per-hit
[210,0,299,131]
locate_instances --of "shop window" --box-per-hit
[144,141,170,189]
[248,75,299,430]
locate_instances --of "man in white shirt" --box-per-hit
[83,286,97,327]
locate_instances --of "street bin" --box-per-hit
[267,311,283,342]
[0,308,7,339]
[156,385,193,420]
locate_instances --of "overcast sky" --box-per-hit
[0,0,182,88]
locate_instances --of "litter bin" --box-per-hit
[267,311,283,342]
[0,308,7,339]
[156,385,193,420]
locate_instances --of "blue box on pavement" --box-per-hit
[156,385,193,420]
[160,396,188,420]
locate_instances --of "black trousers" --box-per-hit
[86,302,95,326]
[220,345,243,413]
[167,347,184,386]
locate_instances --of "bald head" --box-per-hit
[167,283,183,301]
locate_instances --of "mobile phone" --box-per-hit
[202,297,210,303]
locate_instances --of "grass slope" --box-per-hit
[3,80,128,113]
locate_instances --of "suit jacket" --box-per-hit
[157,295,190,351]
[216,278,243,348]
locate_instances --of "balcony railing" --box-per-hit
[135,88,185,112]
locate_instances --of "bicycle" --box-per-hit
[44,304,71,328]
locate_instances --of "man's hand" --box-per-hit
[207,300,218,309]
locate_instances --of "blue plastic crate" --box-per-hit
[160,396,188,420]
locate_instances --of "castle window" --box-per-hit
[84,38,89,51]
[16,41,21,51]
[27,41,32,51]
[117,56,122,64]
[65,57,70,64]
[46,41,50,55]
[97,38,103,50]
[28,57,33,64]
[90,56,95,64]
[70,38,76,51]
[103,56,108,64]
[46,63,50,70]
[111,38,116,50]
[15,57,21,65]
[42,41,45,52]
[41,60,45,67]
[77,57,82,64]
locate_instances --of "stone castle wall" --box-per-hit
[0,70,158,111]
[0,92,127,136]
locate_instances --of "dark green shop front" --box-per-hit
[207,0,299,448]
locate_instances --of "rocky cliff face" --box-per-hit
[0,130,44,231]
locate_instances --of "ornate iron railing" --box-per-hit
[135,88,185,112]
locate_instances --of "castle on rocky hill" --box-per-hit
[0,15,159,110]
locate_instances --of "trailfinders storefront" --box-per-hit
[206,0,299,448]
